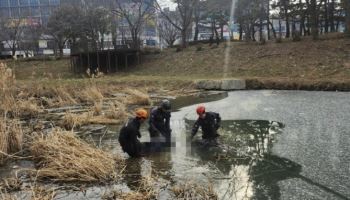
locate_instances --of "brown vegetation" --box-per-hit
[0,177,22,193]
[102,176,158,200]
[0,63,23,165]
[29,129,124,183]
[123,88,151,106]
[137,35,350,81]
[30,186,56,200]
[172,182,218,200]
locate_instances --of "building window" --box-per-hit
[49,0,59,5]
[30,0,38,6]
[30,6,40,16]
[0,0,9,7]
[40,6,50,15]
[20,6,29,16]
[9,0,18,7]
[19,0,28,6]
[10,7,19,17]
[40,0,49,5]
[41,15,48,25]
[0,8,10,17]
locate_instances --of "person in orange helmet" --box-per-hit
[191,105,221,145]
[118,108,148,157]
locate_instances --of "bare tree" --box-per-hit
[158,11,180,47]
[205,0,232,40]
[47,6,84,57]
[155,0,198,48]
[83,7,112,50]
[235,0,262,41]
[114,0,155,49]
[19,25,43,57]
[0,18,24,57]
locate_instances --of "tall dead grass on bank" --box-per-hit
[102,176,158,200]
[0,63,23,165]
[80,86,104,104]
[124,89,151,106]
[172,182,218,200]
[29,129,124,183]
[30,186,56,200]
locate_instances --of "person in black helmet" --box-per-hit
[148,99,172,144]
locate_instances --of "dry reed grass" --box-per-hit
[62,112,92,130]
[30,186,56,200]
[0,119,23,165]
[102,176,158,200]
[105,101,128,121]
[0,177,22,193]
[124,89,151,106]
[92,102,103,116]
[62,107,126,130]
[0,62,22,165]
[29,129,124,183]
[17,99,42,117]
[172,182,218,200]
[0,193,18,200]
[53,87,77,106]
[80,86,104,104]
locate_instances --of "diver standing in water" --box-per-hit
[191,105,221,146]
[148,100,172,144]
[119,109,148,157]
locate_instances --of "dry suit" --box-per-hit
[148,107,171,143]
[191,112,221,140]
[119,118,142,157]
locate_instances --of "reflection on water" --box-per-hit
[184,119,302,200]
[105,119,301,200]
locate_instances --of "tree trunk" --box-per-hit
[181,29,187,48]
[11,45,16,57]
[239,24,243,40]
[311,0,319,40]
[299,0,305,36]
[269,21,277,39]
[344,0,350,35]
[324,0,329,33]
[194,23,199,42]
[251,24,256,41]
[100,37,104,50]
[259,19,263,41]
[329,0,335,32]
[283,1,290,38]
[292,18,296,37]
[59,45,64,57]
[306,15,311,35]
[267,0,271,40]
[285,17,290,38]
[220,24,224,40]
[279,18,282,38]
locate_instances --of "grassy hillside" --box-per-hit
[3,33,350,90]
[136,34,350,81]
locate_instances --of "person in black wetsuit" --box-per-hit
[119,109,148,157]
[148,100,172,144]
[191,105,221,146]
